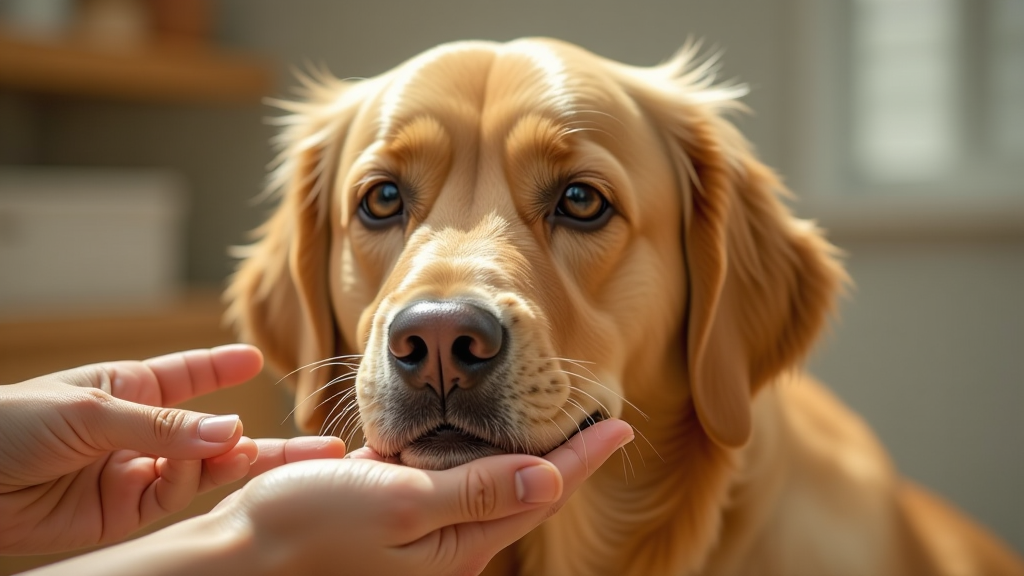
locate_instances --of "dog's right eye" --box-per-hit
[359,182,404,225]
[552,183,613,231]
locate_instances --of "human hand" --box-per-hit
[0,345,345,554]
[208,418,634,576]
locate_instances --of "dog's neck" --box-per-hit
[519,358,768,575]
[520,356,790,569]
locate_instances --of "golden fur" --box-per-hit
[227,38,1024,575]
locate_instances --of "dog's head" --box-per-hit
[227,38,844,470]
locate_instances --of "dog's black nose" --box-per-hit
[388,300,504,398]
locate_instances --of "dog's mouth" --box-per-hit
[399,424,505,470]
[396,410,605,470]
[574,411,605,436]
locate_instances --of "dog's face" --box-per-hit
[229,39,843,470]
[331,42,686,469]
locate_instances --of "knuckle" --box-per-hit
[376,479,419,528]
[151,408,189,444]
[377,484,423,537]
[461,467,500,521]
[386,496,420,531]
[71,387,115,416]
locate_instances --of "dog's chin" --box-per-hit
[398,426,505,470]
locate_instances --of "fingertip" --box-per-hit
[244,436,347,478]
[202,437,258,490]
[544,418,634,483]
[210,344,264,384]
[514,462,562,504]
[345,446,386,461]
[284,436,347,461]
[211,343,262,361]
[236,436,259,464]
[201,452,253,491]
[206,437,257,466]
[596,418,634,448]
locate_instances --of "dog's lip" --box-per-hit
[391,410,606,458]
[409,423,497,449]
[567,411,604,441]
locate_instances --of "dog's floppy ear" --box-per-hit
[226,75,362,433]
[631,56,846,448]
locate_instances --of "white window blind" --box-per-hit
[850,0,1024,190]
[851,0,959,182]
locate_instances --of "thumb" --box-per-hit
[417,455,563,531]
[69,390,244,459]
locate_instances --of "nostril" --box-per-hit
[396,335,429,365]
[452,335,489,365]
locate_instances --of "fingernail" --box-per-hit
[515,464,560,504]
[199,415,240,443]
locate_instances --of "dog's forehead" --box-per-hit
[372,39,641,145]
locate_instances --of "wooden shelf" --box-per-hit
[0,34,275,104]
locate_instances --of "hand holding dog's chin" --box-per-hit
[59,418,632,576]
[231,418,632,576]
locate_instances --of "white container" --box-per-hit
[0,167,187,315]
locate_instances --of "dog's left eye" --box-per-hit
[359,181,404,225]
[555,183,610,225]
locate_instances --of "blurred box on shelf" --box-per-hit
[0,167,187,316]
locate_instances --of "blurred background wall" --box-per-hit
[0,0,1020,569]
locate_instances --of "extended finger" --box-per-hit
[246,436,347,477]
[139,345,264,406]
[198,437,260,492]
[66,387,247,460]
[62,345,263,407]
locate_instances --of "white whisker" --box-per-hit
[326,394,363,437]
[621,441,637,480]
[286,372,357,424]
[320,396,355,436]
[336,402,366,439]
[272,354,364,386]
[546,416,582,465]
[552,359,650,421]
[555,405,589,473]
[295,384,356,428]
[562,381,612,418]
[631,425,664,463]
[630,436,648,469]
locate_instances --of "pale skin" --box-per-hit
[0,345,633,575]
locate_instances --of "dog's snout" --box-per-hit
[388,300,505,397]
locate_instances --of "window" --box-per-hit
[795,0,1024,205]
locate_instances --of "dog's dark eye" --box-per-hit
[555,183,610,225]
[360,182,404,224]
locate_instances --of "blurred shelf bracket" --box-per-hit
[0,34,275,104]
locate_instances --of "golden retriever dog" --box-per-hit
[226,38,1024,575]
